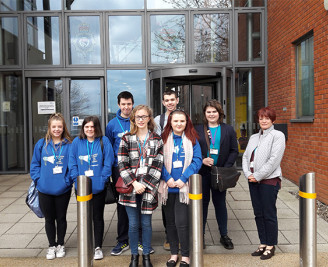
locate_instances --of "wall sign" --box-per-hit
[38,101,56,114]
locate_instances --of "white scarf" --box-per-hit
[158,132,193,205]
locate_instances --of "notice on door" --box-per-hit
[38,101,56,114]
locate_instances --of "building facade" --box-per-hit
[267,0,328,204]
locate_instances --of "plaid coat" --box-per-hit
[117,131,164,214]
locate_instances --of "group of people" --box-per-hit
[30,90,286,266]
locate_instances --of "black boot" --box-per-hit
[129,254,139,267]
[142,254,153,267]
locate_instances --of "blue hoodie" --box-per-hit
[105,109,130,166]
[161,134,202,193]
[30,138,72,196]
[69,136,114,194]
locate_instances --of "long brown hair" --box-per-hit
[130,105,156,135]
[203,100,225,124]
[45,113,72,145]
[79,116,103,139]
[161,110,198,146]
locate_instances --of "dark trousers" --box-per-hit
[248,181,280,246]
[39,189,71,247]
[92,189,106,248]
[202,172,228,236]
[163,193,189,257]
[112,166,129,243]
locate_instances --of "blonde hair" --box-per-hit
[45,113,72,146]
[130,105,156,135]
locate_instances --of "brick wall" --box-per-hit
[268,1,328,204]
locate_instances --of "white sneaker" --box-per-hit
[56,245,66,258]
[94,247,103,260]
[46,246,56,260]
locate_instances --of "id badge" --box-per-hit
[250,161,254,168]
[85,169,94,177]
[53,166,63,174]
[173,160,183,168]
[137,166,147,175]
[210,148,218,155]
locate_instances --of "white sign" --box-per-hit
[38,101,56,114]
[2,101,10,112]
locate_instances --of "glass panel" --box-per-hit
[70,80,102,137]
[0,0,22,11]
[150,15,186,64]
[191,84,213,125]
[31,79,63,146]
[107,70,146,121]
[109,16,142,64]
[194,14,229,63]
[66,0,143,10]
[25,0,62,11]
[234,0,264,7]
[0,72,24,171]
[147,0,231,9]
[238,13,262,62]
[68,16,101,65]
[0,17,19,65]
[27,16,60,65]
[297,36,314,117]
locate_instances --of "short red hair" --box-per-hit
[257,107,276,122]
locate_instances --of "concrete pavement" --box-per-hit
[0,173,327,266]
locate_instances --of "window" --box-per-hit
[295,35,314,118]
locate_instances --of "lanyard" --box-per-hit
[51,145,63,164]
[116,117,129,133]
[138,132,149,163]
[87,140,94,168]
[209,126,219,147]
[173,134,184,161]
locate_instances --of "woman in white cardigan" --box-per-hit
[242,107,286,260]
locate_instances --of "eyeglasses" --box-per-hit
[135,115,149,121]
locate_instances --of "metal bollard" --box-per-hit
[77,175,94,267]
[299,173,317,267]
[189,174,203,267]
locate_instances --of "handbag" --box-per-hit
[105,176,118,204]
[210,165,241,192]
[26,180,44,218]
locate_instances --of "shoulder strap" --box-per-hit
[160,113,165,131]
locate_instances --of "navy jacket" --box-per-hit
[195,123,239,176]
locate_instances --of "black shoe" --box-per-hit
[142,254,153,267]
[166,259,178,267]
[260,246,275,260]
[220,235,234,250]
[129,254,139,267]
[251,245,266,256]
[179,261,189,267]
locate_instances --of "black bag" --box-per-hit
[210,166,241,192]
[105,176,118,204]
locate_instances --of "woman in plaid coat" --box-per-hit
[118,105,164,267]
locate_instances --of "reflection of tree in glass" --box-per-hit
[70,82,90,116]
[160,0,231,8]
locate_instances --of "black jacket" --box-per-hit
[195,123,239,176]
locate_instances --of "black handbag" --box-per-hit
[105,176,118,204]
[210,166,241,192]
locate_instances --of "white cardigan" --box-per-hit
[242,125,286,182]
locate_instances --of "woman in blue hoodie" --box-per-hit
[30,113,72,260]
[69,116,114,260]
[158,110,202,267]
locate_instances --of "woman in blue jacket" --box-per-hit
[30,113,72,260]
[159,110,202,267]
[69,116,114,260]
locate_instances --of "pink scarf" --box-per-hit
[158,132,193,205]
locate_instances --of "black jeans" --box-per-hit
[39,189,71,247]
[248,181,280,246]
[92,189,106,248]
[112,166,129,243]
[163,193,189,257]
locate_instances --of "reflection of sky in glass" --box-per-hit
[26,0,61,10]
[109,16,142,64]
[107,70,146,117]
[69,16,101,65]
[151,15,185,64]
[147,0,231,9]
[2,17,18,36]
[68,0,143,10]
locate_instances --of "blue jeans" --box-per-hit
[125,195,152,255]
[202,172,228,236]
[249,181,280,246]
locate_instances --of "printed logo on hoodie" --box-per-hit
[79,154,99,166]
[43,155,64,166]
